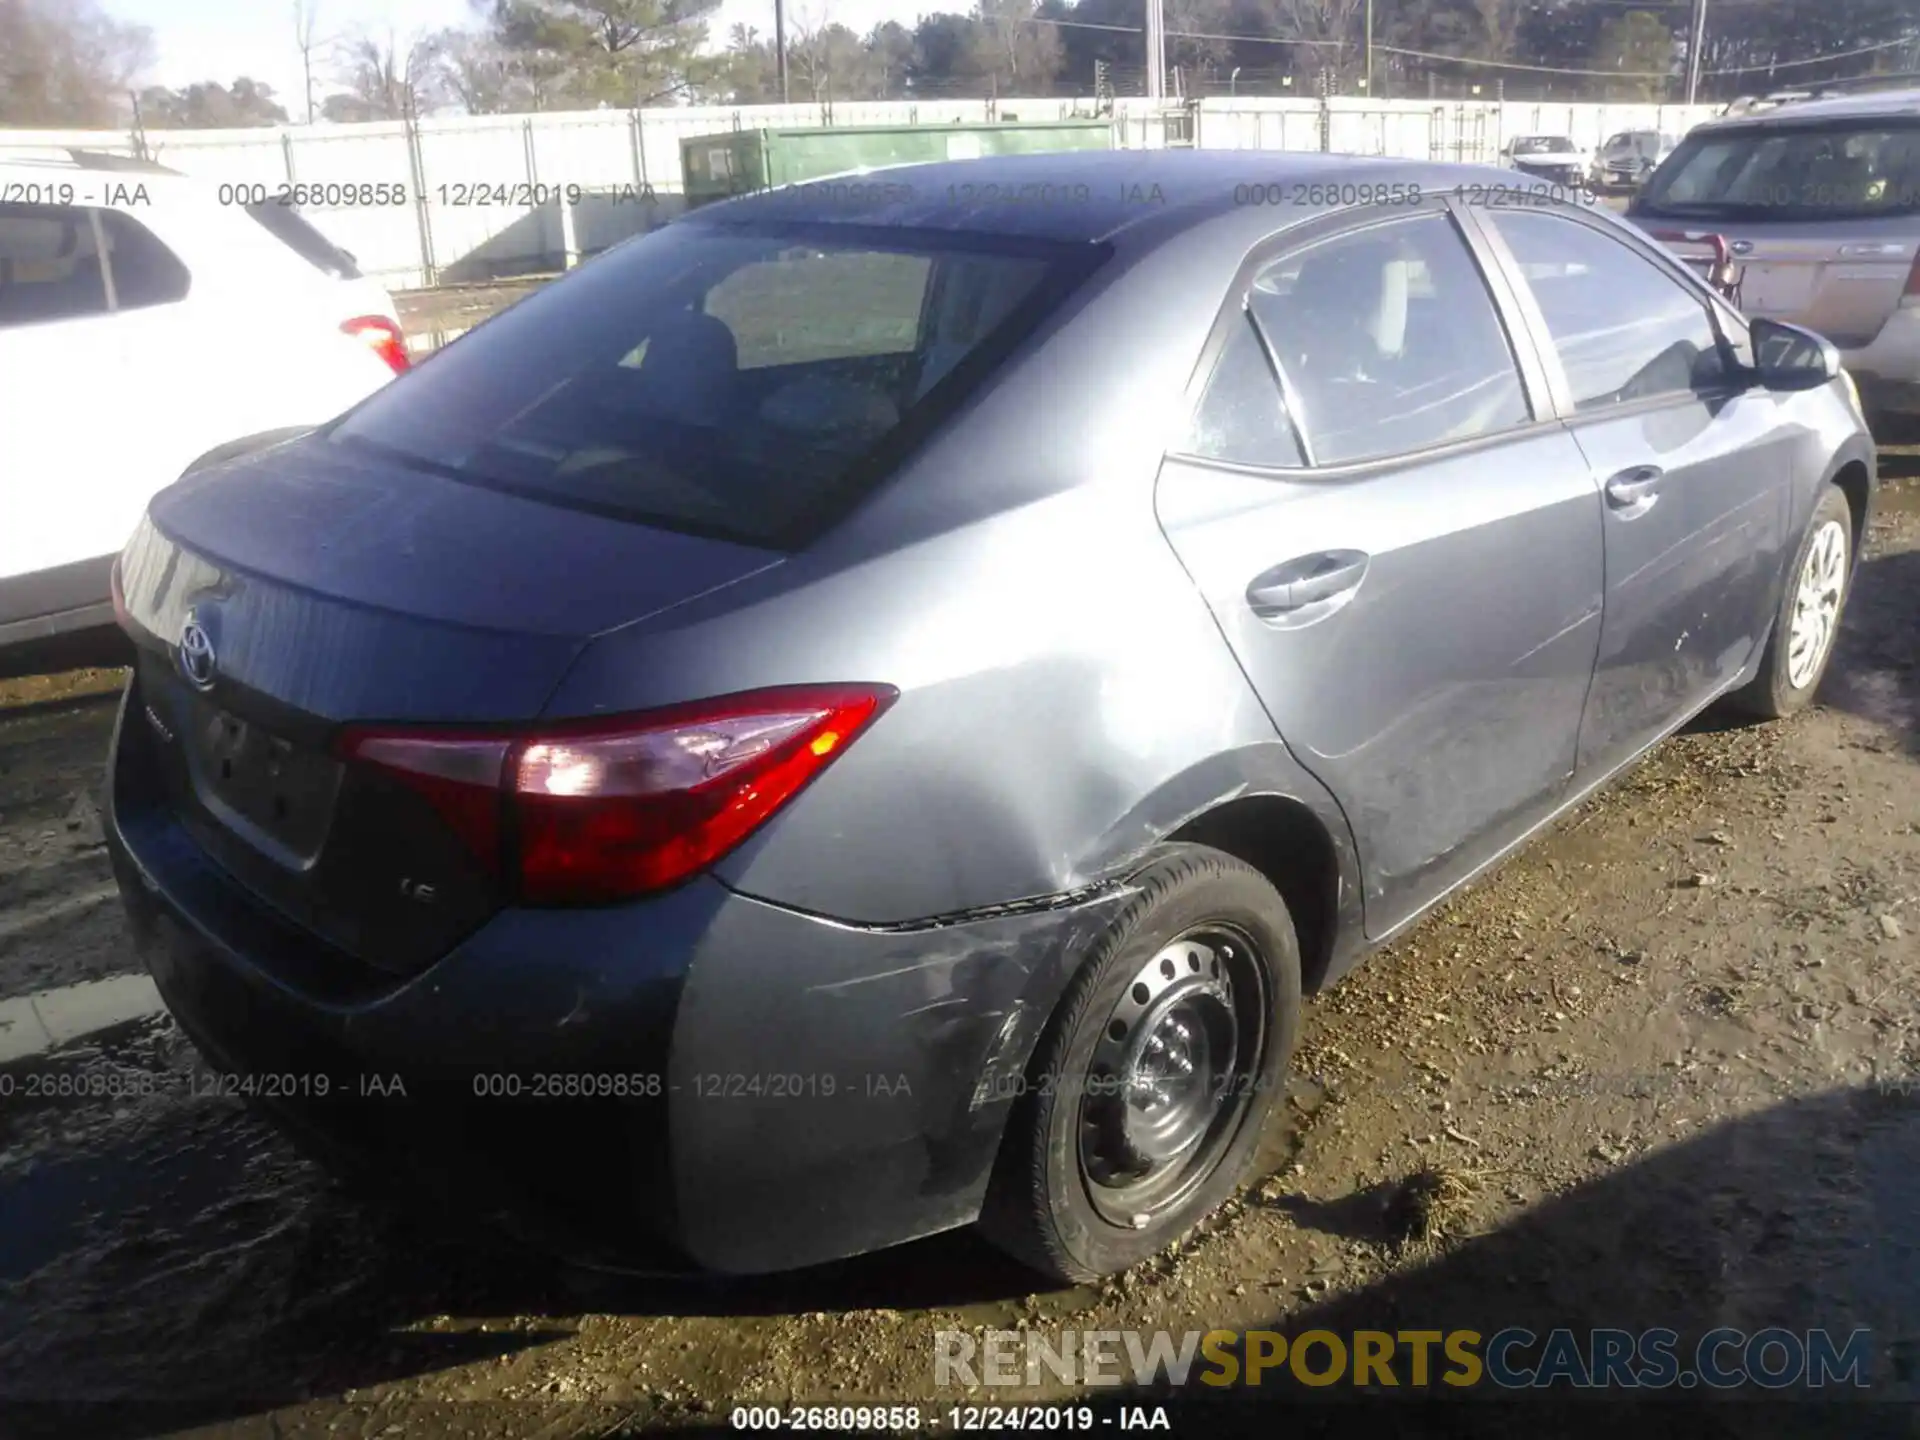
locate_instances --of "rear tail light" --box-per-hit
[336,684,895,905]
[342,315,412,375]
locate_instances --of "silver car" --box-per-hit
[1629,88,1920,429]
[106,150,1875,1282]
[1595,128,1682,188]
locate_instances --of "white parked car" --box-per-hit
[0,152,408,665]
[1501,134,1588,188]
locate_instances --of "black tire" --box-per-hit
[1724,484,1855,721]
[979,844,1302,1283]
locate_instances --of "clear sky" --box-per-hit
[105,0,924,108]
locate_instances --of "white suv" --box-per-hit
[0,152,408,666]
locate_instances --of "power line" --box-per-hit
[1026,13,1920,80]
[1712,34,1919,72]
[1375,43,1669,76]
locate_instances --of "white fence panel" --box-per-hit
[0,94,1732,288]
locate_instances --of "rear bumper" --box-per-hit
[105,681,1128,1275]
[1841,303,1920,416]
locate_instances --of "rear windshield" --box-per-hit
[329,220,1098,549]
[1639,121,1920,221]
[244,202,362,278]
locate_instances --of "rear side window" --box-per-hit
[98,210,189,309]
[0,202,187,326]
[1241,213,1531,466]
[1485,208,1731,410]
[0,203,107,328]
[1641,122,1920,220]
[1185,314,1306,468]
[331,221,1096,549]
[243,202,362,279]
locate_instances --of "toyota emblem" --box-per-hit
[1729,239,1754,257]
[178,614,217,691]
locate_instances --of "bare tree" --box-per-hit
[786,2,865,103]
[1268,0,1365,69]
[293,0,326,122]
[970,0,1063,95]
[329,28,445,120]
[0,0,154,126]
[430,28,522,113]
[1472,0,1526,65]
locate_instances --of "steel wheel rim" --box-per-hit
[1077,924,1268,1228]
[1786,519,1847,690]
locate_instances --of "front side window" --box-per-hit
[0,203,107,329]
[332,221,1092,549]
[1239,213,1531,466]
[1484,208,1731,411]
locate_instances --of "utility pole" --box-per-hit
[1365,0,1374,95]
[775,0,790,103]
[1684,0,1707,104]
[1145,0,1165,100]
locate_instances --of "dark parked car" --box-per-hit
[106,150,1875,1283]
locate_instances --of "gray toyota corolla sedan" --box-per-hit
[105,149,1875,1282]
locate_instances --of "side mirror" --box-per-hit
[1750,317,1839,391]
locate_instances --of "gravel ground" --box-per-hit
[0,458,1915,1439]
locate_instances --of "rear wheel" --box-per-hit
[979,845,1301,1282]
[1725,484,1854,720]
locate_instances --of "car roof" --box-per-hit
[0,152,202,202]
[683,149,1516,245]
[1698,86,1920,132]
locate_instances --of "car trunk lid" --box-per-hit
[116,433,782,974]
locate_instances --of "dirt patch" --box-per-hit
[0,669,125,716]
[0,470,1915,1433]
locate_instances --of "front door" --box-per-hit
[1471,203,1795,776]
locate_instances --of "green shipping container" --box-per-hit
[679,120,1116,208]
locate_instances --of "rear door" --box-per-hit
[1155,199,1606,937]
[1470,202,1795,778]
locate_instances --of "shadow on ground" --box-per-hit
[1819,539,1920,758]
[1074,1082,1920,1438]
[6,1084,1915,1438]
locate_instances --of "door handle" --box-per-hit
[1247,550,1369,617]
[1604,465,1663,512]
